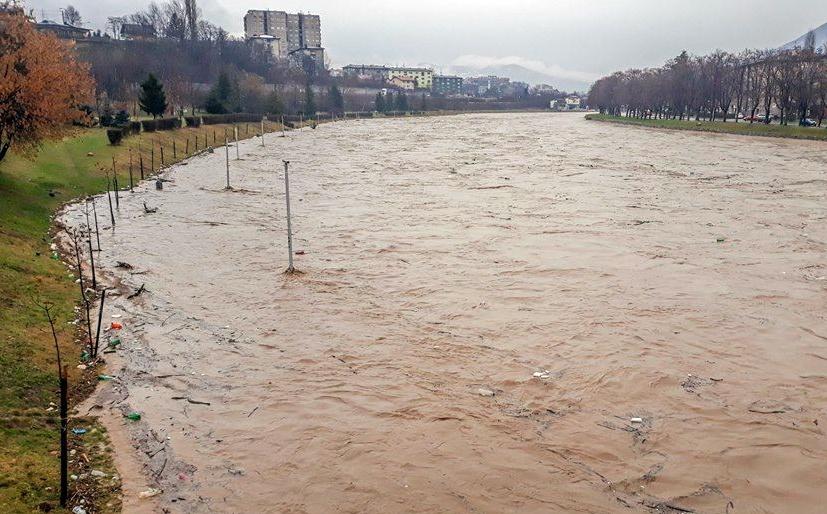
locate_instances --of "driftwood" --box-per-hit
[127,284,146,299]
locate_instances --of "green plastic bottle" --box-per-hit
[125,412,141,421]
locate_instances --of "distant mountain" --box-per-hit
[448,63,592,93]
[780,21,827,51]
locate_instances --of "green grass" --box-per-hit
[585,113,827,141]
[0,121,284,512]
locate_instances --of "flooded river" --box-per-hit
[62,113,827,513]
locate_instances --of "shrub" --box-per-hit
[184,116,202,128]
[107,128,124,145]
[114,110,130,126]
[129,121,142,133]
[141,119,157,132]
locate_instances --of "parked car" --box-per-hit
[799,118,817,127]
[743,114,767,122]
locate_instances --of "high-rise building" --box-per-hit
[243,10,323,63]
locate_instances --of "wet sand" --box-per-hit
[61,113,827,513]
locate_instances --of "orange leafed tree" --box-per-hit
[0,9,94,162]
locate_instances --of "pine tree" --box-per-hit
[268,89,284,115]
[304,81,316,116]
[395,93,408,112]
[204,72,232,114]
[375,92,385,113]
[329,83,344,114]
[139,74,168,119]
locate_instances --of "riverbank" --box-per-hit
[586,113,827,141]
[58,112,827,513]
[0,120,285,513]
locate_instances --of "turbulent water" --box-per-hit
[61,113,827,513]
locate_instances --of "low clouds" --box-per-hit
[450,55,601,83]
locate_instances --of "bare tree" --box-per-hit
[63,5,81,25]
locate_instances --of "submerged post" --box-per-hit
[225,136,231,189]
[281,115,286,137]
[235,125,240,160]
[261,118,265,147]
[106,177,115,227]
[283,160,295,273]
[112,158,119,209]
[91,198,101,251]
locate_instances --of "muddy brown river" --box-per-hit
[61,113,827,513]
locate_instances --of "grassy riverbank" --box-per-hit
[585,113,827,141]
[0,121,282,512]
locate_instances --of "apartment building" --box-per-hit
[243,10,323,62]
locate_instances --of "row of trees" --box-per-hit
[375,91,415,112]
[588,36,827,125]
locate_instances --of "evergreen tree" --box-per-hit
[385,91,394,113]
[139,73,168,119]
[267,89,284,115]
[329,83,344,114]
[374,92,385,113]
[395,93,409,112]
[204,72,233,114]
[303,81,316,116]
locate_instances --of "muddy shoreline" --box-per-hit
[59,113,827,513]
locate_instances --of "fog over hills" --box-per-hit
[781,21,827,50]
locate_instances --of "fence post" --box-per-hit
[261,118,265,147]
[235,125,240,160]
[128,150,134,191]
[59,366,68,508]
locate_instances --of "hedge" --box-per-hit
[184,116,202,128]
[141,117,182,132]
[201,113,266,125]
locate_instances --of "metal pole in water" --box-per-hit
[225,136,230,189]
[283,160,294,273]
[235,125,240,160]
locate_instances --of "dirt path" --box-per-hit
[61,113,827,513]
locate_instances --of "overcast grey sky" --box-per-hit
[27,0,827,83]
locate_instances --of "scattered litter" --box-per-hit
[110,322,123,330]
[97,374,115,381]
[115,261,134,270]
[477,388,495,397]
[143,202,158,214]
[72,428,88,435]
[138,488,162,499]
[70,474,78,481]
[108,337,122,348]
[72,506,87,514]
[228,468,245,476]
[111,314,122,319]
[295,250,306,255]
[77,364,87,370]
[716,237,726,243]
[155,179,163,190]
[90,470,107,478]
[125,412,142,421]
[630,417,644,424]
[533,370,551,379]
